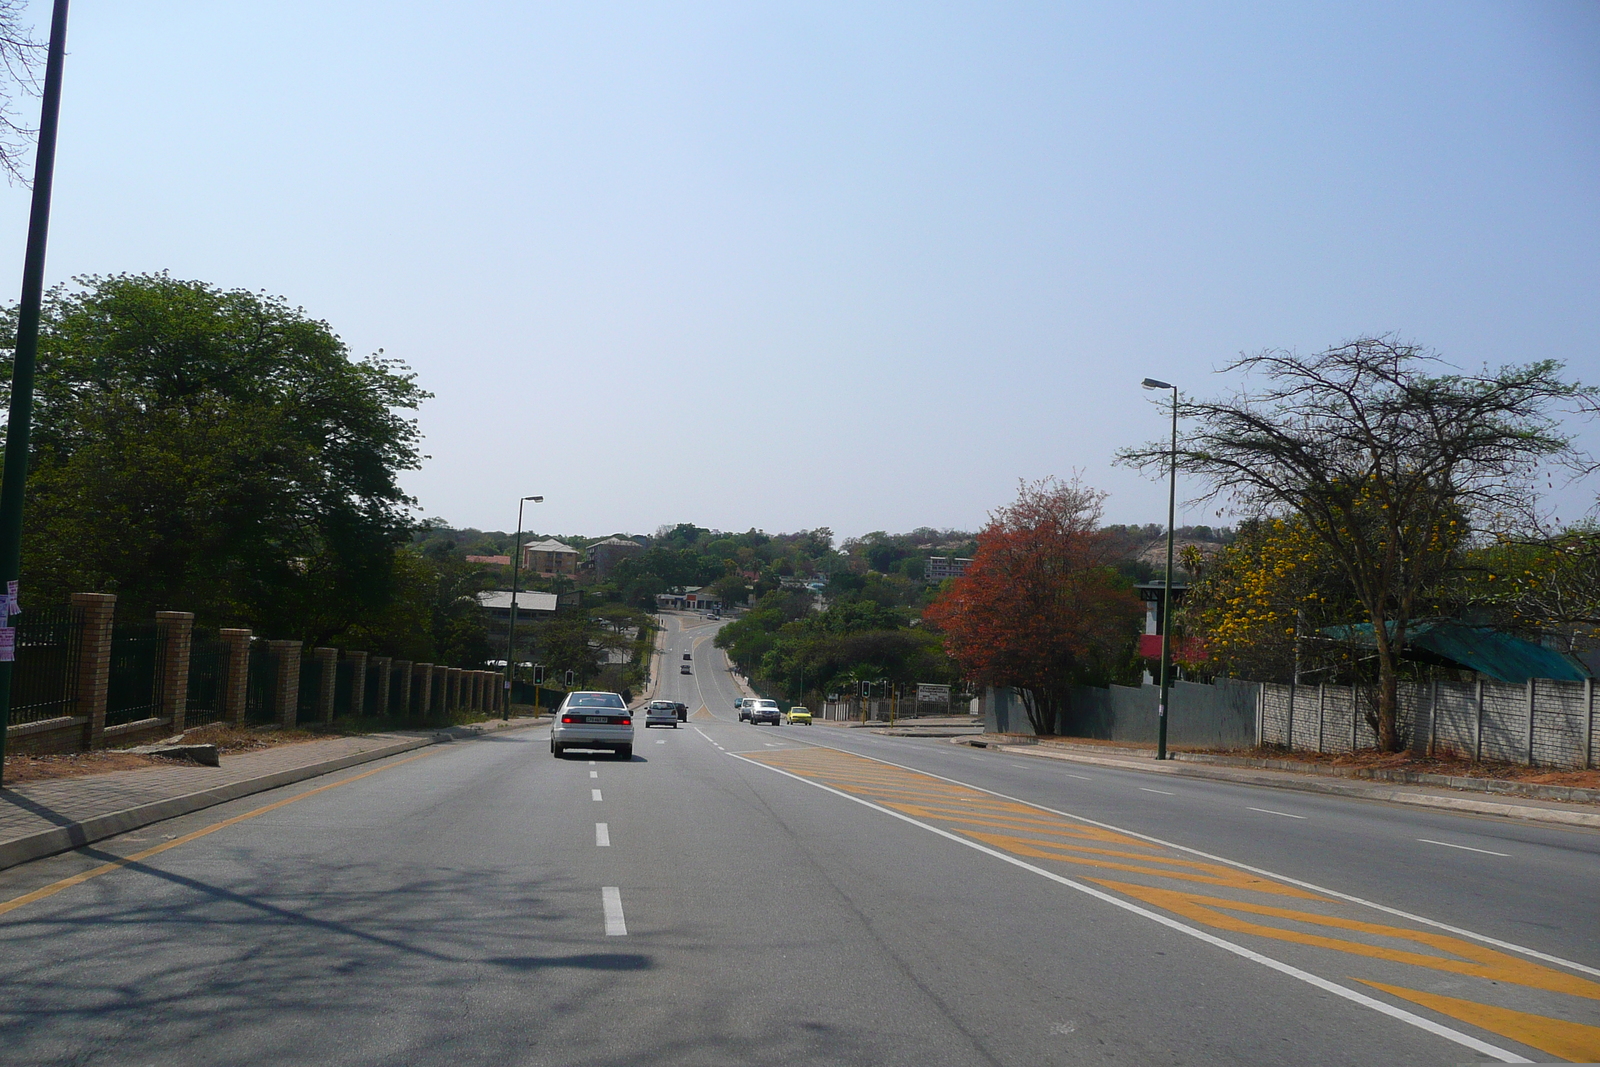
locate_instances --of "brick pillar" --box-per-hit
[346,650,368,717]
[220,629,252,725]
[268,640,302,728]
[71,593,117,750]
[156,611,195,734]
[414,663,434,717]
[313,647,339,723]
[393,659,412,718]
[372,656,392,716]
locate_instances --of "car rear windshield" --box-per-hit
[754,700,778,709]
[567,693,626,709]
[650,701,674,709]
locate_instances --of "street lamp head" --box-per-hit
[1141,378,1174,391]
[524,495,544,502]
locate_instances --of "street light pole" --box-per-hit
[504,495,543,720]
[0,0,70,789]
[1142,378,1179,761]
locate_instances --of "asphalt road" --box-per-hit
[1,611,1596,1065]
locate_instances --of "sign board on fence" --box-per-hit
[916,683,950,703]
[0,626,14,663]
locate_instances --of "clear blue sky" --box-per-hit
[2,2,1597,539]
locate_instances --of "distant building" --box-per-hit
[466,554,511,567]
[521,539,579,576]
[925,557,973,582]
[655,587,722,613]
[586,536,645,579]
[478,590,559,620]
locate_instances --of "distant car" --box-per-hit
[748,699,782,725]
[645,700,679,729]
[551,691,632,759]
[680,663,692,674]
[682,652,692,661]
[675,701,688,722]
[786,707,812,725]
[736,697,755,721]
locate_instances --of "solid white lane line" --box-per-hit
[595,823,610,847]
[732,753,1529,1064]
[591,789,602,802]
[1249,807,1306,820]
[602,886,627,935]
[1419,838,1510,857]
[767,734,1600,981]
[1140,787,1175,795]
[589,770,598,778]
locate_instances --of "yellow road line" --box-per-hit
[0,748,437,918]
[1359,981,1600,1062]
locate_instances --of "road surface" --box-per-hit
[1,611,1596,1064]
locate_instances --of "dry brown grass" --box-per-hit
[3,722,331,785]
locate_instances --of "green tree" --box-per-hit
[3,273,428,641]
[1120,337,1588,750]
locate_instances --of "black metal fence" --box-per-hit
[296,655,322,725]
[184,629,229,728]
[105,622,165,728]
[8,604,81,727]
[245,640,277,725]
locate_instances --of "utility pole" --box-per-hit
[503,495,543,719]
[0,1,70,788]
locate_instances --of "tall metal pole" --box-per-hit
[503,495,541,720]
[1157,386,1178,761]
[0,1,70,789]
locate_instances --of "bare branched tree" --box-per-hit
[1118,336,1593,751]
[0,0,41,184]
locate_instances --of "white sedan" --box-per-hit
[551,691,633,759]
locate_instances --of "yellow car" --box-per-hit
[786,707,812,725]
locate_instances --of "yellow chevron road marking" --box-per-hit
[745,745,1600,1059]
[1359,981,1600,1062]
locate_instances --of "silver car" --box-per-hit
[551,691,633,759]
[645,699,680,729]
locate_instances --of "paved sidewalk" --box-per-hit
[0,715,548,871]
[970,736,1600,829]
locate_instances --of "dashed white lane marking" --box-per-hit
[602,886,627,935]
[595,823,610,847]
[1419,838,1509,857]
[591,789,603,802]
[1249,807,1306,820]
[589,770,598,778]
[1139,787,1175,795]
[588,760,596,766]
[1063,773,1093,781]
[656,739,667,744]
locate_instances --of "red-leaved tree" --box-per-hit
[926,476,1141,735]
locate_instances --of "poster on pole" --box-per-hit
[916,683,950,704]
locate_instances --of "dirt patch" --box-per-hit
[2,750,164,784]
[1226,746,1600,790]
[3,723,329,785]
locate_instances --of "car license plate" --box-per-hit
[585,716,609,724]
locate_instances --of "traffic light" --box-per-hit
[860,680,870,699]
[564,669,575,688]
[532,665,545,685]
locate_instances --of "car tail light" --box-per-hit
[620,717,631,726]
[561,716,575,723]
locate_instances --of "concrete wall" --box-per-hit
[982,677,1259,750]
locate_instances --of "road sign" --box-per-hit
[916,684,950,703]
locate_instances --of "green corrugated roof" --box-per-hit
[1322,620,1590,683]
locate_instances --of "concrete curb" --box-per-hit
[0,718,549,872]
[981,742,1600,830]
